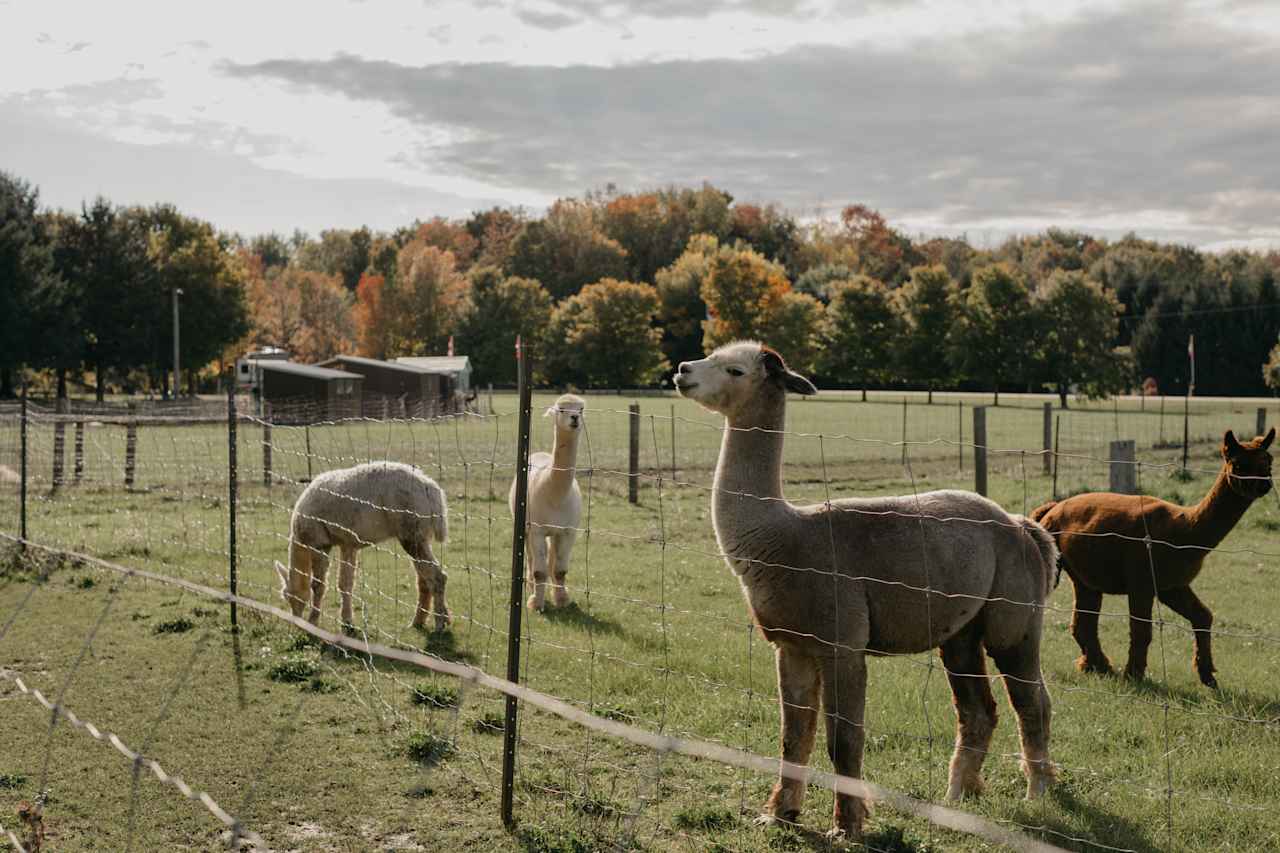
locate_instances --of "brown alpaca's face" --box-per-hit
[1223,427,1274,499]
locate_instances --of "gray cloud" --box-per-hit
[220,5,1280,243]
[532,0,830,22]
[514,7,579,29]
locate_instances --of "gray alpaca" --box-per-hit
[675,341,1057,841]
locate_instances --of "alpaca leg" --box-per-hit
[280,539,316,619]
[821,654,870,841]
[759,646,821,827]
[1159,586,1216,688]
[526,531,549,611]
[420,542,451,632]
[1123,590,1154,681]
[307,550,330,625]
[988,640,1055,799]
[1070,583,1112,674]
[550,530,575,608]
[940,625,998,800]
[337,546,358,631]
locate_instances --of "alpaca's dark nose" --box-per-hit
[570,414,580,427]
[677,362,692,375]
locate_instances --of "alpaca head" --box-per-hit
[674,341,816,420]
[1222,427,1274,499]
[545,393,586,435]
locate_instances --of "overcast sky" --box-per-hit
[4,0,1279,249]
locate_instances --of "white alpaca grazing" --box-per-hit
[274,461,451,632]
[510,394,584,611]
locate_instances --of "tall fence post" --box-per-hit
[125,402,137,490]
[1110,439,1137,494]
[1181,394,1190,472]
[1042,402,1052,475]
[900,396,908,464]
[228,386,238,629]
[501,349,535,827]
[1052,415,1061,499]
[73,419,84,484]
[670,403,677,481]
[973,405,987,497]
[262,404,273,488]
[52,397,68,491]
[1257,407,1267,439]
[19,383,27,550]
[628,402,640,504]
[304,424,313,482]
[957,399,963,471]
[488,382,494,416]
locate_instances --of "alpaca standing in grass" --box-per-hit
[675,341,1057,841]
[510,394,584,611]
[1031,427,1273,688]
[275,461,450,632]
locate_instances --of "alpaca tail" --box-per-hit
[1027,501,1065,587]
[427,482,449,543]
[1015,515,1060,596]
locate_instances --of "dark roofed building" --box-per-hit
[314,355,445,418]
[252,360,364,423]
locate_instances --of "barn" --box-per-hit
[314,355,445,418]
[395,355,473,412]
[251,361,364,423]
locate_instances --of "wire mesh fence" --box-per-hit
[1,381,1277,852]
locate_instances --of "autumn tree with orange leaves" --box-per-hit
[700,244,792,351]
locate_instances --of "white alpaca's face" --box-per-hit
[673,342,767,414]
[546,394,585,433]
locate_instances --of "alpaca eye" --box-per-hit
[726,367,744,377]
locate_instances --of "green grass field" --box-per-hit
[1,391,1278,852]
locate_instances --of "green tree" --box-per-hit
[387,241,469,356]
[794,262,853,302]
[1034,270,1129,407]
[295,228,371,291]
[821,275,899,400]
[507,199,628,299]
[544,279,667,388]
[949,263,1035,405]
[455,266,553,385]
[894,265,956,402]
[700,244,790,350]
[654,234,719,368]
[0,173,68,396]
[768,291,824,376]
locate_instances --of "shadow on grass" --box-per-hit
[540,601,626,638]
[1032,782,1161,853]
[1127,676,1280,724]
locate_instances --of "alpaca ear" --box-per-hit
[543,406,557,418]
[1263,427,1275,450]
[1223,430,1242,457]
[761,347,818,395]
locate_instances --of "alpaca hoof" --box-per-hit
[753,810,799,829]
[945,777,983,801]
[433,610,452,633]
[1122,666,1146,682]
[340,622,359,637]
[1200,672,1219,689]
[552,591,570,608]
[1076,655,1113,675]
[825,826,858,846]
[527,595,546,612]
[1025,772,1053,800]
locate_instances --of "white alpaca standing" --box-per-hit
[274,461,451,632]
[510,394,584,611]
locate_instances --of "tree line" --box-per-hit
[4,171,1280,402]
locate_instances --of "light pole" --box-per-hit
[173,287,184,399]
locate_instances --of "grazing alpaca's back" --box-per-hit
[675,341,1057,841]
[1032,427,1273,687]
[275,461,451,632]
[510,394,584,611]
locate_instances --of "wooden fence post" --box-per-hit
[125,402,137,489]
[262,404,273,488]
[74,419,84,484]
[628,402,641,504]
[1042,402,1052,475]
[1110,439,1137,494]
[973,405,987,497]
[51,397,68,491]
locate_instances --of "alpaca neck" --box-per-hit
[714,400,787,529]
[1188,464,1255,547]
[544,429,580,496]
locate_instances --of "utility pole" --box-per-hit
[173,287,183,399]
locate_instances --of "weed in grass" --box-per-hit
[863,825,939,853]
[1254,517,1280,532]
[469,711,505,735]
[517,823,595,853]
[288,632,321,652]
[268,656,319,683]
[303,677,338,694]
[190,606,216,618]
[68,575,95,589]
[673,804,736,833]
[410,682,459,709]
[0,773,27,790]
[1170,467,1195,483]
[152,616,194,635]
[404,730,455,766]
[130,612,150,621]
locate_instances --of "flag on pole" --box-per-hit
[447,335,454,357]
[1187,334,1195,392]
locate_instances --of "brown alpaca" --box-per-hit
[676,342,1058,841]
[1031,428,1274,688]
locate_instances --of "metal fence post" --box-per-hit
[228,386,238,629]
[501,349,534,828]
[957,399,963,471]
[1052,415,1061,500]
[1042,402,1052,475]
[670,403,677,481]
[304,424,313,482]
[125,402,137,489]
[973,405,987,497]
[1257,407,1267,439]
[262,404,273,488]
[628,402,640,504]
[1110,440,1137,494]
[19,383,27,550]
[900,396,908,464]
